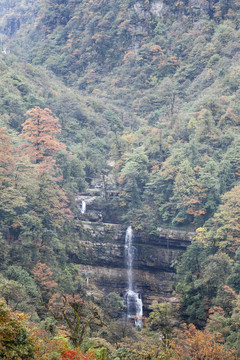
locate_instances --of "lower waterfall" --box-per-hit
[125,226,143,328]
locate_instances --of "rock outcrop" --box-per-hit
[69,187,193,315]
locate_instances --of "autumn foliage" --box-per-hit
[21,107,66,164]
[20,106,72,226]
[33,262,57,300]
[61,350,95,360]
[170,324,236,360]
[0,299,35,360]
[31,327,70,360]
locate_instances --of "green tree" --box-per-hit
[20,107,72,229]
[175,241,208,326]
[227,246,240,292]
[119,148,149,209]
[0,299,35,360]
[199,160,221,216]
[0,127,31,229]
[149,301,173,346]
[175,243,232,327]
[173,160,206,224]
[104,109,123,157]
[0,276,34,314]
[46,293,105,347]
[213,185,240,254]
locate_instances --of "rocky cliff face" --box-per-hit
[69,188,193,314]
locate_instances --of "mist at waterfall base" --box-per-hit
[125,226,143,328]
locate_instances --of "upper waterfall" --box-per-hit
[125,226,134,292]
[80,200,86,214]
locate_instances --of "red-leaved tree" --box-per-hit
[19,107,72,227]
[21,107,66,164]
[61,350,95,360]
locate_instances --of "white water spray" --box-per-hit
[80,200,86,214]
[125,226,143,328]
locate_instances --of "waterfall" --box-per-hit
[125,226,133,292]
[125,226,143,328]
[80,200,86,214]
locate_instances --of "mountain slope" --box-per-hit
[1,0,240,230]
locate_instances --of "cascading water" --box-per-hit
[125,226,143,328]
[80,200,86,214]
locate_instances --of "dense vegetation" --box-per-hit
[0,0,240,358]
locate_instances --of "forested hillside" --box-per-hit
[0,0,240,359]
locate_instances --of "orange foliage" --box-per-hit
[21,107,66,164]
[144,0,150,8]
[86,69,96,77]
[97,19,109,28]
[92,89,102,95]
[48,293,86,318]
[158,55,181,68]
[114,159,124,171]
[175,0,184,6]
[33,262,57,298]
[150,45,163,54]
[185,183,207,217]
[20,107,72,224]
[0,299,34,360]
[123,51,135,62]
[61,350,95,360]
[118,173,126,184]
[170,324,235,360]
[161,158,178,180]
[31,327,70,360]
[73,50,81,57]
[91,32,104,42]
[118,19,130,29]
